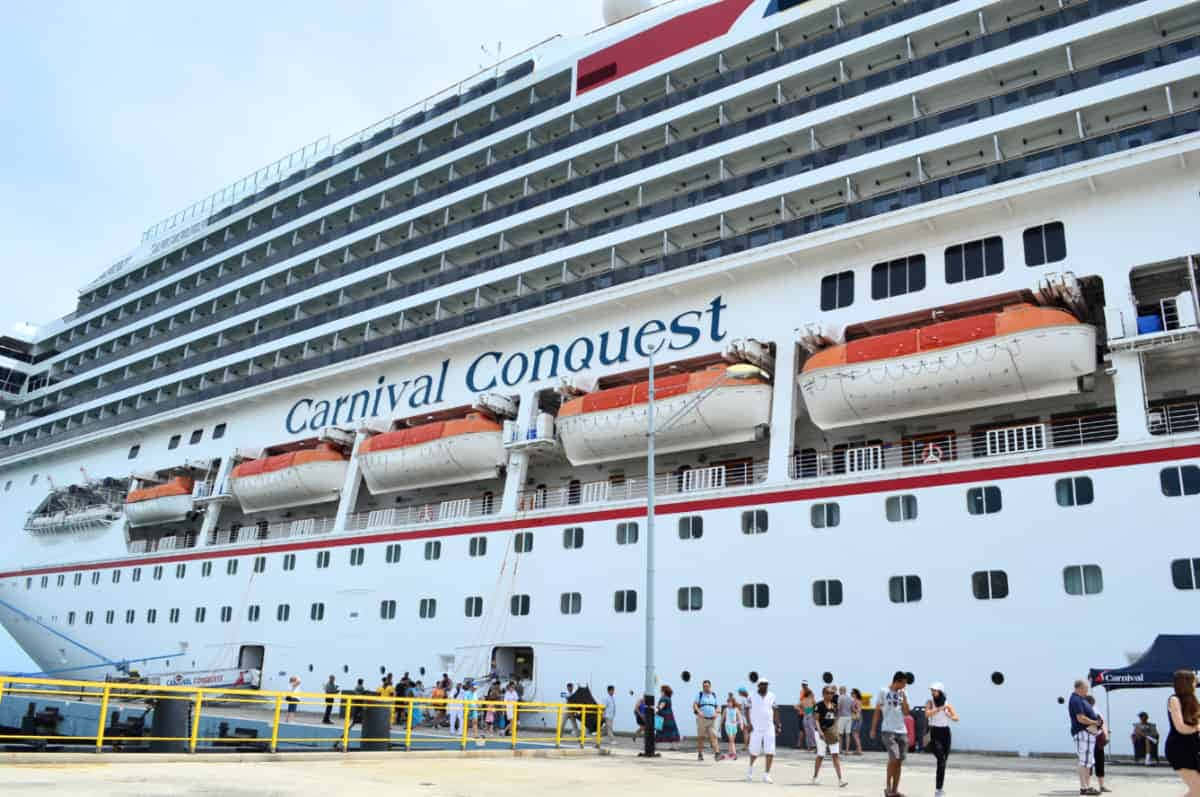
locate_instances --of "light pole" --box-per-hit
[639,348,766,758]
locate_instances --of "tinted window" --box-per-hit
[813,579,843,606]
[820,271,854,310]
[871,256,926,299]
[966,486,1002,515]
[741,583,770,608]
[678,517,703,539]
[889,575,922,603]
[741,510,767,534]
[1056,476,1095,506]
[811,503,840,528]
[971,570,1009,599]
[1162,466,1200,497]
[1064,565,1103,595]
[676,587,703,611]
[1023,222,1066,266]
[1172,558,1200,590]
[945,236,1003,283]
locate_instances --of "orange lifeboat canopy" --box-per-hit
[126,476,194,505]
[801,304,1081,373]
[360,412,502,455]
[559,365,751,418]
[231,442,347,478]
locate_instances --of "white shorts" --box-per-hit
[816,736,840,757]
[1074,731,1095,768]
[749,729,776,756]
[836,716,853,735]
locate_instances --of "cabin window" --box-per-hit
[39,576,48,588]
[617,522,639,545]
[168,434,181,450]
[386,544,402,563]
[562,527,584,549]
[889,575,922,603]
[468,537,486,557]
[85,610,94,625]
[56,574,64,587]
[127,445,140,460]
[106,610,117,624]
[130,568,140,583]
[1161,466,1200,497]
[111,569,120,584]
[310,602,325,621]
[677,586,703,612]
[560,592,583,615]
[380,600,397,620]
[125,609,135,624]
[189,429,203,445]
[972,570,1009,600]
[1056,477,1094,507]
[349,547,365,566]
[194,607,206,623]
[201,562,213,577]
[613,590,638,613]
[820,271,855,310]
[1063,565,1103,596]
[871,255,926,300]
[253,556,266,573]
[419,598,437,619]
[678,516,703,540]
[425,541,442,560]
[813,579,843,607]
[510,594,531,616]
[74,573,82,586]
[742,583,770,609]
[741,510,768,534]
[276,604,291,622]
[220,606,233,623]
[92,571,101,585]
[247,605,261,622]
[176,564,186,579]
[464,596,483,618]
[67,611,76,625]
[282,554,296,571]
[811,503,840,528]
[168,608,179,623]
[1171,559,1200,590]
[885,495,918,522]
[226,559,238,575]
[212,423,227,440]
[316,551,331,568]
[945,236,1003,283]
[1023,222,1066,266]
[966,486,1002,515]
[514,532,533,553]
[146,608,157,624]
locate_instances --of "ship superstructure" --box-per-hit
[2,0,1200,752]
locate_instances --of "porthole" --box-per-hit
[681,670,691,683]
[1057,696,1066,705]
[308,664,314,672]
[343,665,349,674]
[380,666,386,674]
[822,672,834,684]
[904,672,915,685]
[419,667,426,676]
[748,671,759,684]
[991,672,1005,685]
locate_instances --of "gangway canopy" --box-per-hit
[1089,635,1200,690]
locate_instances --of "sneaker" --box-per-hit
[746,770,754,783]
[698,752,704,761]
[935,791,945,797]
[838,781,848,789]
[762,773,774,784]
[811,777,819,785]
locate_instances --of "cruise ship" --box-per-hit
[2,0,1199,753]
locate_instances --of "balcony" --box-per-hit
[345,496,499,531]
[515,461,768,513]
[1149,400,1200,436]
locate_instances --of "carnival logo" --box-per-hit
[284,296,728,433]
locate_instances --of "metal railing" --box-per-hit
[0,675,605,753]
[791,415,1119,479]
[1149,401,1200,436]
[517,461,769,512]
[345,496,499,532]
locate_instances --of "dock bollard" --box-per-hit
[361,704,391,751]
[150,693,190,753]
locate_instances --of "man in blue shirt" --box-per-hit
[1068,679,1102,795]
[694,679,722,760]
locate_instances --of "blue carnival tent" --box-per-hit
[1089,635,1200,690]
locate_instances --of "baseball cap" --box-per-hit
[737,685,749,694]
[930,682,945,693]
[758,676,770,684]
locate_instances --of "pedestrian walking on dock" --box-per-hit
[656,685,680,748]
[848,689,864,755]
[745,677,779,784]
[722,693,742,760]
[603,685,616,744]
[925,682,959,797]
[836,686,853,751]
[1084,695,1110,793]
[562,683,580,735]
[871,671,911,797]
[1165,669,1200,797]
[796,682,817,751]
[811,685,848,787]
[322,674,338,724]
[1069,679,1102,795]
[286,674,301,714]
[693,679,722,761]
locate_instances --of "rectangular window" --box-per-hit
[146,608,157,624]
[741,510,768,535]
[510,594,531,616]
[1064,564,1103,595]
[168,434,181,450]
[971,570,1010,600]
[276,604,291,622]
[677,516,702,540]
[514,532,533,553]
[316,550,331,568]
[349,547,365,566]
[168,608,179,623]
[885,494,918,522]
[813,579,844,607]
[283,553,296,571]
[560,592,582,615]
[130,568,140,583]
[386,544,402,563]
[67,611,76,625]
[616,522,639,545]
[613,590,638,613]
[85,610,94,625]
[194,607,206,623]
[889,575,922,603]
[74,573,82,586]
[742,583,770,609]
[464,596,483,618]
[40,576,48,588]
[1161,466,1200,497]
[175,564,186,579]
[676,586,703,612]
[125,609,135,624]
[105,610,115,624]
[220,606,233,623]
[253,556,266,573]
[152,566,162,581]
[945,236,1004,283]
[201,561,213,577]
[871,255,926,300]
[1056,476,1095,507]
[468,537,486,557]
[112,570,121,584]
[811,503,840,528]
[1172,558,1200,590]
[820,270,855,310]
[212,423,227,440]
[226,559,238,575]
[419,598,437,619]
[1023,222,1066,266]
[248,605,260,622]
[128,445,140,459]
[189,429,203,445]
[966,486,1002,515]
[380,600,397,620]
[562,527,584,549]
[310,602,325,621]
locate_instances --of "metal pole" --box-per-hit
[641,346,660,758]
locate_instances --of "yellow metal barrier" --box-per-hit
[0,675,607,754]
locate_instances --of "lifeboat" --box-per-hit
[556,366,772,466]
[229,443,348,514]
[125,476,195,527]
[799,304,1097,430]
[358,412,505,493]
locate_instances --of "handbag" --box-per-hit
[654,715,665,732]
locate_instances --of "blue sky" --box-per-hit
[0,0,625,670]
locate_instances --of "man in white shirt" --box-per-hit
[871,671,912,797]
[603,685,617,744]
[503,681,519,731]
[745,677,780,784]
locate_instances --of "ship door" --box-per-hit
[238,644,265,671]
[491,646,534,682]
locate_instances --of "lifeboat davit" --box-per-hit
[125,476,195,527]
[358,412,505,493]
[229,443,348,513]
[799,304,1097,430]
[556,366,772,465]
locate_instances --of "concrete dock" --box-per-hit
[0,744,1182,796]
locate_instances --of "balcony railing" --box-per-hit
[345,496,499,532]
[791,415,1118,479]
[1149,401,1200,436]
[516,461,769,513]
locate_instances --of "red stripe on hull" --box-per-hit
[577,0,755,95]
[5,442,1199,578]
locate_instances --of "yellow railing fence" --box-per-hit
[0,675,606,753]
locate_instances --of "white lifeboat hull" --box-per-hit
[557,383,772,466]
[125,494,194,528]
[799,324,1097,430]
[229,460,348,514]
[359,431,506,493]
